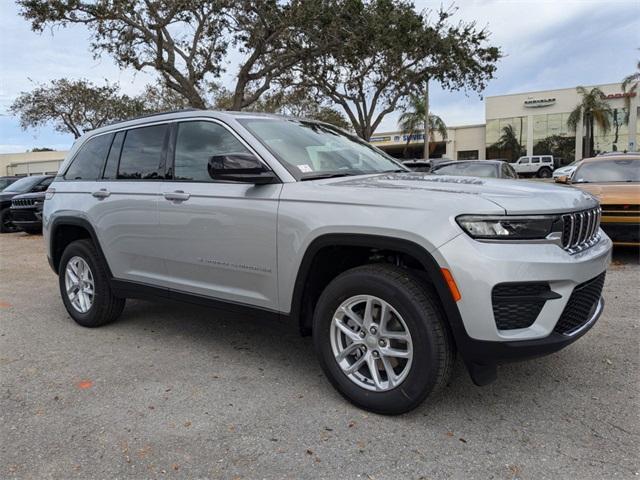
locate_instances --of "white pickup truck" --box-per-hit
[512,155,555,178]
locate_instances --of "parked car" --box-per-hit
[0,176,20,192]
[552,159,581,179]
[512,155,555,178]
[431,160,518,179]
[44,111,611,414]
[401,159,431,172]
[0,175,54,233]
[10,191,46,234]
[556,153,640,246]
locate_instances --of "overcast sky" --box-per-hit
[0,0,638,153]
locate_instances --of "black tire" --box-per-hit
[312,264,454,415]
[537,167,552,178]
[59,239,125,327]
[0,208,17,233]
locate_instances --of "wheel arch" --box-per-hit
[290,234,466,342]
[49,216,112,277]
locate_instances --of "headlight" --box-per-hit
[456,215,562,240]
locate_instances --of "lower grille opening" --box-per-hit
[554,272,605,335]
[492,282,558,330]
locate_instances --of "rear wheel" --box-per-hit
[312,264,454,414]
[537,167,552,178]
[59,239,125,327]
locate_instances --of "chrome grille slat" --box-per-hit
[561,207,601,254]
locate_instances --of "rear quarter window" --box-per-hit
[64,134,114,180]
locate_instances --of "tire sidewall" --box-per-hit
[59,241,105,327]
[313,268,443,414]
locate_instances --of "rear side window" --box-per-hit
[532,157,540,163]
[103,131,125,180]
[173,121,251,181]
[118,125,168,179]
[64,134,114,180]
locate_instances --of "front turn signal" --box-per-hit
[441,268,461,302]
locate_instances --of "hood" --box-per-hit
[311,173,598,214]
[572,182,640,205]
[0,192,19,204]
[10,191,46,201]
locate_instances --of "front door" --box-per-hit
[157,120,281,310]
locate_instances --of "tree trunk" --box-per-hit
[423,81,430,161]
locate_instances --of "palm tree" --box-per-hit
[567,86,612,158]
[495,124,524,161]
[398,95,447,159]
[622,57,639,123]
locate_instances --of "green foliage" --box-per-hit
[17,0,341,110]
[533,135,575,165]
[10,79,146,138]
[297,1,501,139]
[567,86,612,158]
[398,95,447,156]
[492,125,524,162]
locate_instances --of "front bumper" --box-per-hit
[433,230,611,383]
[9,207,43,229]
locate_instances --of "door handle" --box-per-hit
[163,190,190,202]
[92,188,111,199]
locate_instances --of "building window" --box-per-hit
[457,150,479,160]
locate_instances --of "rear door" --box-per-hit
[87,124,168,284]
[157,119,281,310]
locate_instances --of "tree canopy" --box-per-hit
[10,79,146,138]
[18,0,341,110]
[296,1,501,139]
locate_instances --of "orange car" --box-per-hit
[557,153,640,246]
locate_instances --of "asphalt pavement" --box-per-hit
[1,232,638,479]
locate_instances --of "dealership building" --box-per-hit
[371,82,639,165]
[1,82,638,176]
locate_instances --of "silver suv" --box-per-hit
[44,111,612,414]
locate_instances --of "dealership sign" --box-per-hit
[605,92,637,99]
[524,97,556,108]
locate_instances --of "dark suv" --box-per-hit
[0,175,54,233]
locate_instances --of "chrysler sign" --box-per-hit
[524,97,556,108]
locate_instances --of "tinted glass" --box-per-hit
[174,121,251,181]
[238,118,403,179]
[433,162,499,178]
[0,178,17,191]
[573,159,640,183]
[64,134,114,180]
[118,125,167,179]
[103,131,125,179]
[532,157,540,163]
[520,158,529,164]
[3,176,46,193]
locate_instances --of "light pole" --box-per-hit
[423,80,429,161]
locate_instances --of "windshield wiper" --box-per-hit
[300,172,354,181]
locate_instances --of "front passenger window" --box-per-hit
[174,121,252,181]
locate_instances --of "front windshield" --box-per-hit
[573,159,640,183]
[238,118,404,179]
[3,176,43,193]
[433,162,498,178]
[0,178,16,191]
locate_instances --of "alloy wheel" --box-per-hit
[64,256,95,313]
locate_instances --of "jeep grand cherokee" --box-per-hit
[43,111,611,414]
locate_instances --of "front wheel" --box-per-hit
[312,264,454,414]
[0,208,16,233]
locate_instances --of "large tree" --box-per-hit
[398,94,447,158]
[297,1,501,140]
[567,86,612,158]
[494,125,524,162]
[18,0,339,111]
[10,78,146,138]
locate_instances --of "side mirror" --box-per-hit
[207,153,276,185]
[555,175,570,184]
[32,184,48,192]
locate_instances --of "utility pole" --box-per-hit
[423,80,430,161]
